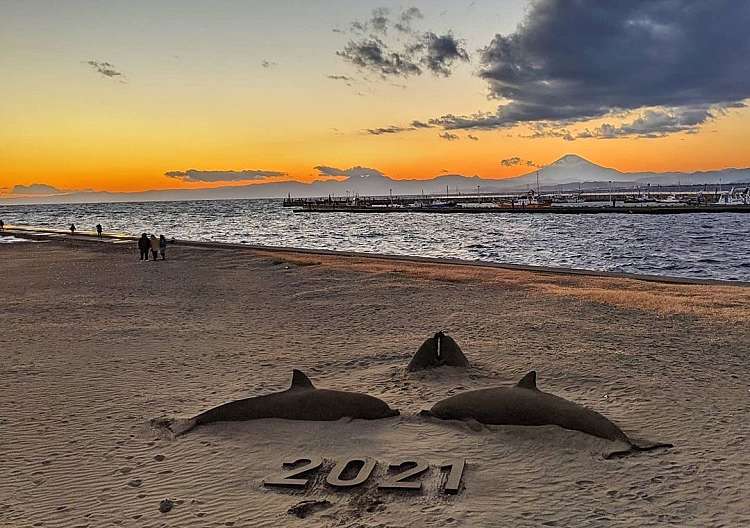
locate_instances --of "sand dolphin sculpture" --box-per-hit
[407,331,470,371]
[158,369,399,435]
[423,371,672,458]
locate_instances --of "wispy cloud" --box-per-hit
[366,125,411,135]
[500,157,539,168]
[164,169,287,183]
[11,183,65,195]
[86,60,123,79]
[261,60,278,69]
[438,132,460,141]
[314,165,386,180]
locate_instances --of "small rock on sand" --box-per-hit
[287,500,332,519]
[159,499,174,513]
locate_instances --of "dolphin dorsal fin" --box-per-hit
[290,369,315,390]
[516,371,538,390]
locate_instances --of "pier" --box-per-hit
[293,204,750,214]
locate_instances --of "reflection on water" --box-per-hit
[1,199,748,281]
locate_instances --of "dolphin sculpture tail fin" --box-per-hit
[149,416,198,438]
[604,438,674,459]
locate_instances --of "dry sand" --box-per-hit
[1,236,748,527]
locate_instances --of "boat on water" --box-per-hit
[713,187,750,205]
[655,194,687,204]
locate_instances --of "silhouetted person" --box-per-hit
[159,235,167,260]
[149,234,159,261]
[96,224,102,238]
[138,233,150,261]
[0,219,4,232]
[69,223,76,235]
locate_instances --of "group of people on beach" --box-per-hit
[139,233,168,261]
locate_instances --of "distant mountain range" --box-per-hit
[3,154,750,205]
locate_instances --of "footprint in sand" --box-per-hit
[126,479,142,488]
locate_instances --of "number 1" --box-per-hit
[440,459,465,494]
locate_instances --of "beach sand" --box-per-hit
[1,237,748,527]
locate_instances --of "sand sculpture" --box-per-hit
[407,331,470,371]
[423,371,672,458]
[158,369,399,435]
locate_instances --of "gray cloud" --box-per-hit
[451,0,750,130]
[418,32,469,76]
[86,60,123,78]
[438,132,460,141]
[500,157,538,168]
[261,60,278,69]
[327,74,354,81]
[165,169,286,182]
[394,7,423,33]
[410,120,434,129]
[576,106,715,139]
[337,37,421,77]
[12,184,64,195]
[337,8,468,78]
[370,7,390,34]
[467,134,479,141]
[314,165,386,180]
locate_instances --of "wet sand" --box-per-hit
[1,236,748,527]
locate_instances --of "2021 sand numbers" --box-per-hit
[264,457,465,494]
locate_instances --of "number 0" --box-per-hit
[326,457,376,488]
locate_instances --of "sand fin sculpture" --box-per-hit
[424,370,672,459]
[407,331,470,371]
[516,371,538,390]
[152,369,399,436]
[291,369,315,389]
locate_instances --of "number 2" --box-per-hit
[378,459,429,490]
[263,457,323,488]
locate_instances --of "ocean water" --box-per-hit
[1,199,748,281]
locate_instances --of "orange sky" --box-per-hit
[2,1,749,194]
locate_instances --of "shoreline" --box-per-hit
[2,223,748,288]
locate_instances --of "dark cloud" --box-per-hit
[261,60,278,69]
[86,60,123,78]
[314,166,386,180]
[467,134,479,141]
[337,37,421,77]
[410,120,434,129]
[438,132,460,141]
[450,0,750,130]
[418,32,469,76]
[337,8,468,78]
[165,169,286,182]
[501,157,538,168]
[327,74,354,81]
[12,184,63,195]
[576,106,714,139]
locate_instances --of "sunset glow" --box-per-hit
[2,1,749,195]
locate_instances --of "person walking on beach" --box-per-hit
[0,219,4,232]
[159,235,167,260]
[138,233,150,261]
[149,234,159,261]
[69,223,76,235]
[96,224,102,238]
